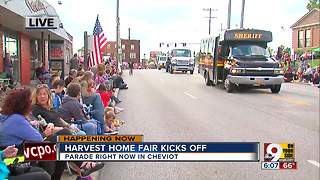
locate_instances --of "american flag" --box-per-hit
[88,15,107,67]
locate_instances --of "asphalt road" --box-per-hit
[98,69,319,180]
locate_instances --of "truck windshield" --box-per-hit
[231,45,270,57]
[172,49,191,57]
[159,57,166,61]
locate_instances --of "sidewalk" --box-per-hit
[290,80,320,87]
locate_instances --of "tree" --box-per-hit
[306,0,320,11]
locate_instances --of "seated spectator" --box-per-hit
[80,72,105,134]
[95,64,107,85]
[0,145,50,180]
[35,63,50,83]
[0,87,71,180]
[0,87,103,179]
[312,66,320,85]
[112,73,128,89]
[303,64,313,82]
[58,83,99,135]
[104,110,118,134]
[51,79,65,111]
[96,83,111,107]
[296,67,304,82]
[65,69,77,87]
[31,84,85,136]
[48,74,60,89]
[284,68,294,82]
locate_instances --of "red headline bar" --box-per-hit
[24,143,57,161]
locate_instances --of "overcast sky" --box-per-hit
[47,0,308,58]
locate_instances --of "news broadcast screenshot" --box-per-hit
[0,0,319,180]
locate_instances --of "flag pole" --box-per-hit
[84,31,88,70]
[116,0,120,72]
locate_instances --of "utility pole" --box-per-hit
[227,0,231,29]
[203,8,217,35]
[116,0,120,70]
[240,0,245,28]
[84,31,88,70]
[128,28,131,40]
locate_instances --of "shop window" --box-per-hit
[298,30,303,48]
[2,32,19,82]
[305,29,311,47]
[30,40,40,80]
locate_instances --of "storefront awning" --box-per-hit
[0,0,69,41]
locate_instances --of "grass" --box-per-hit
[310,59,320,67]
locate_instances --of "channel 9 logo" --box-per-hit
[264,143,294,162]
[262,143,297,170]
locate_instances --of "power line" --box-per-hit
[203,8,217,35]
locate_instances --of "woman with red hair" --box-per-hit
[0,87,70,180]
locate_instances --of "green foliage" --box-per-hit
[306,0,320,11]
[283,47,291,55]
[295,48,304,56]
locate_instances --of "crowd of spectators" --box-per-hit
[279,53,319,87]
[0,59,127,179]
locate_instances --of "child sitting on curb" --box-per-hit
[104,107,124,134]
[97,84,124,113]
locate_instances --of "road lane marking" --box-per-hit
[184,92,198,99]
[307,160,320,167]
[270,96,311,106]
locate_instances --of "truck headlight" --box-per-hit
[231,68,245,74]
[274,69,284,74]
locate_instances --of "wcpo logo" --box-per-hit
[25,16,59,29]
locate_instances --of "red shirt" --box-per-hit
[97,90,112,107]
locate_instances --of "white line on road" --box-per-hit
[184,92,198,99]
[307,160,320,167]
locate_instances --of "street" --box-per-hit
[99,69,319,180]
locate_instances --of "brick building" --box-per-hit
[291,8,320,53]
[104,39,140,64]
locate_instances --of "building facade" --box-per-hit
[0,0,72,85]
[291,8,320,53]
[104,39,140,64]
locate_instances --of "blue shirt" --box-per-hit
[0,114,43,147]
[52,91,62,112]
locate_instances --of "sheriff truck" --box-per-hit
[199,29,284,93]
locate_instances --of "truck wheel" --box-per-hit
[205,72,212,86]
[190,70,194,74]
[270,84,281,93]
[224,79,234,93]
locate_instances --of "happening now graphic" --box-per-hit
[261,143,297,170]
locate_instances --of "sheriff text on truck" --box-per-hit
[199,29,284,93]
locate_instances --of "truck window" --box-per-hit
[171,49,191,57]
